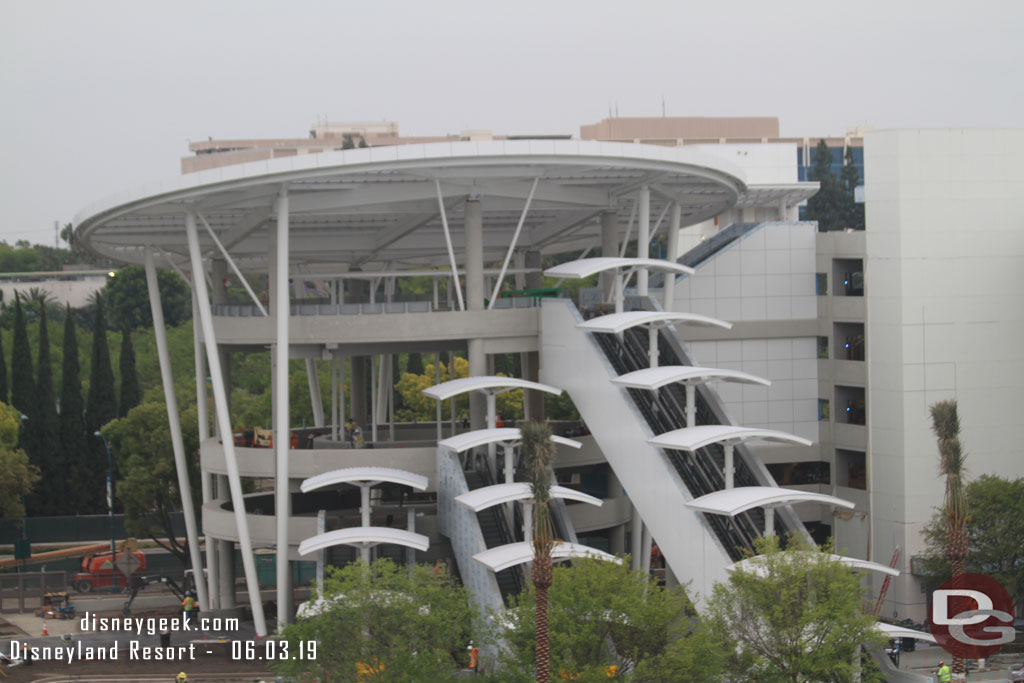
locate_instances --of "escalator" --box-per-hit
[465,469,525,604]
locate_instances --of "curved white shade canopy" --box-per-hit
[422,376,563,401]
[455,483,603,513]
[543,257,695,279]
[649,425,812,451]
[298,527,430,556]
[438,427,582,453]
[613,365,770,390]
[473,541,623,573]
[729,553,900,578]
[875,622,937,643]
[687,486,855,516]
[301,467,428,493]
[577,311,732,334]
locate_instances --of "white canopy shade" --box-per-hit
[473,541,623,573]
[613,365,771,390]
[577,311,732,334]
[543,257,695,280]
[455,483,603,512]
[298,527,430,556]
[649,425,812,451]
[301,467,428,493]
[728,553,900,578]
[422,376,563,401]
[438,427,582,453]
[875,622,937,643]
[687,486,855,516]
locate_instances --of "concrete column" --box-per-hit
[663,203,680,312]
[610,524,626,556]
[637,186,650,295]
[641,526,652,575]
[522,350,543,422]
[347,275,370,426]
[524,250,542,290]
[218,537,236,609]
[725,443,734,489]
[513,251,526,289]
[630,506,642,571]
[211,259,228,303]
[468,339,486,430]
[465,200,484,311]
[600,211,618,299]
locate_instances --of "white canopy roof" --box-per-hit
[422,376,563,401]
[543,257,695,280]
[455,483,603,512]
[301,467,428,493]
[437,427,582,453]
[728,553,900,578]
[298,527,430,556]
[613,365,770,390]
[472,541,623,573]
[577,311,732,334]
[649,425,812,451]
[687,486,855,516]
[875,622,937,643]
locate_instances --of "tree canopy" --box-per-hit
[275,559,476,682]
[0,401,40,521]
[104,265,190,330]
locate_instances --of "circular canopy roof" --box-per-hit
[73,140,745,272]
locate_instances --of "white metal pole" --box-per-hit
[663,202,680,312]
[486,392,497,480]
[274,188,292,626]
[685,384,696,429]
[183,216,267,635]
[488,178,538,309]
[641,525,652,574]
[370,356,378,443]
[435,353,442,442]
[330,355,338,441]
[407,509,416,569]
[339,355,346,432]
[648,325,659,368]
[316,509,325,591]
[191,287,219,609]
[725,443,734,490]
[637,186,650,295]
[614,273,624,314]
[435,180,465,311]
[360,485,371,563]
[764,506,775,537]
[306,359,325,427]
[631,506,642,571]
[145,247,209,612]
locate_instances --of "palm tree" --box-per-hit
[521,420,556,683]
[930,399,968,679]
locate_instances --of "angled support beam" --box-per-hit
[184,217,266,635]
[435,180,465,311]
[191,286,218,608]
[197,212,268,317]
[618,200,638,258]
[155,246,191,285]
[488,177,538,309]
[144,246,208,613]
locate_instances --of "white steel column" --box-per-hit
[486,392,497,480]
[359,485,371,563]
[641,525,652,574]
[183,215,267,635]
[435,181,465,311]
[600,211,618,299]
[724,443,734,490]
[663,202,680,312]
[465,199,486,430]
[370,356,378,443]
[330,355,338,441]
[435,353,443,442]
[648,326,659,368]
[145,247,209,612]
[637,186,650,295]
[685,384,696,429]
[630,505,642,571]
[274,188,292,625]
[192,287,218,609]
[306,359,325,427]
[764,507,775,537]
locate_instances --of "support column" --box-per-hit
[523,249,544,422]
[685,384,696,429]
[600,210,618,299]
[764,507,776,537]
[610,524,625,556]
[218,537,236,609]
[465,199,487,430]
[637,186,650,295]
[663,203,680,312]
[145,247,209,612]
[347,274,370,427]
[184,215,267,636]
[274,189,293,625]
[360,486,371,563]
[630,506,642,571]
[306,359,324,427]
[406,510,416,568]
[192,288,218,609]
[725,443,734,490]
[641,525,652,575]
[648,326,659,368]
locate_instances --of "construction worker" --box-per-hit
[936,659,951,683]
[467,641,478,674]
[181,591,196,628]
[175,673,188,683]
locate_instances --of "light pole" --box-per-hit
[94,431,118,592]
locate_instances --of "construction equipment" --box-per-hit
[36,592,75,620]
[121,574,193,616]
[873,546,901,616]
[72,539,145,593]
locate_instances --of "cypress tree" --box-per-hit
[806,140,843,232]
[28,304,61,515]
[118,327,141,418]
[10,293,34,418]
[85,297,117,514]
[59,305,89,514]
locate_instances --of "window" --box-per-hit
[836,449,867,490]
[834,322,865,361]
[835,385,866,425]
[767,461,831,486]
[817,336,830,359]
[831,258,864,297]
[818,399,831,421]
[815,273,828,296]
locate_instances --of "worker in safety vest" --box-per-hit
[175,672,188,683]
[936,659,951,682]
[467,641,478,674]
[181,591,196,627]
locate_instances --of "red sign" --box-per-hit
[928,573,1015,660]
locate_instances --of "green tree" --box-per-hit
[0,319,7,404]
[406,352,424,376]
[274,559,475,682]
[59,306,90,514]
[105,265,190,330]
[930,399,968,679]
[918,474,1024,609]
[841,146,864,230]
[0,402,40,521]
[10,293,34,418]
[703,536,887,682]
[805,140,845,232]
[85,297,117,512]
[26,304,61,515]
[522,420,556,683]
[118,327,141,417]
[102,401,199,566]
[499,558,708,681]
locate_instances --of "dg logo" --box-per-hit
[928,573,1016,660]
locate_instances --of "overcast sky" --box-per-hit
[2,0,1022,245]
